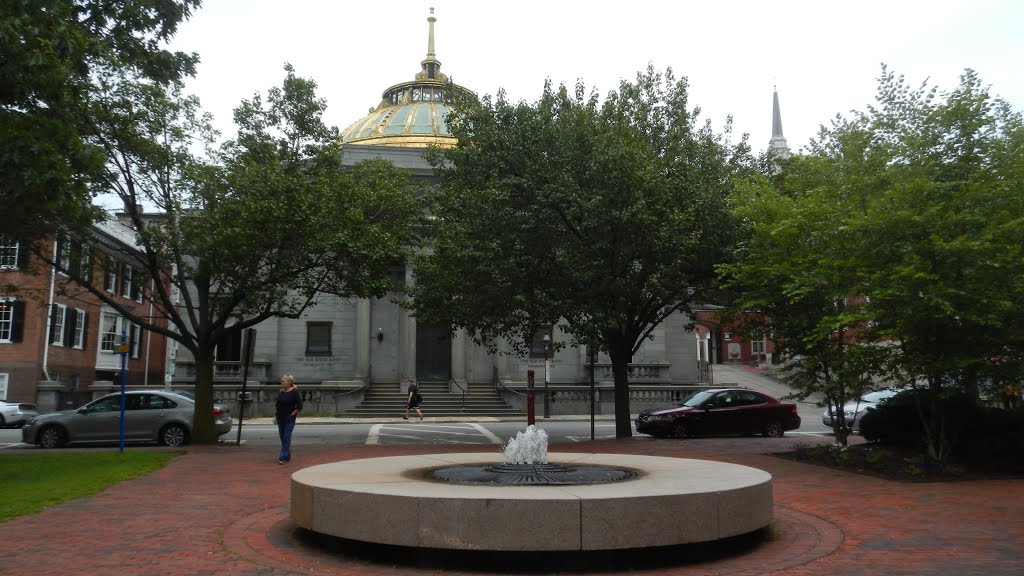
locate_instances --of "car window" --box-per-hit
[861,390,897,404]
[138,394,177,410]
[736,391,766,406]
[85,396,122,412]
[713,391,737,406]
[682,390,716,407]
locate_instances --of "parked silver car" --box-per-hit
[21,390,232,448]
[822,388,902,430]
[1,400,40,428]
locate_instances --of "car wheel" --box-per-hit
[39,425,68,448]
[672,420,689,438]
[159,423,189,447]
[763,420,785,438]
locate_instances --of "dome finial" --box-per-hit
[417,7,444,81]
[427,7,436,59]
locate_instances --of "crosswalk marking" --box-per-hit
[366,423,503,445]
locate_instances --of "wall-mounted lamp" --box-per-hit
[377,328,384,343]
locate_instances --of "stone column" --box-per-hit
[450,328,466,392]
[355,298,370,380]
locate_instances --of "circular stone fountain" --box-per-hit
[291,451,773,551]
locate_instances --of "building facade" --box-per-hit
[0,223,168,411]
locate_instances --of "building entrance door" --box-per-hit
[416,324,451,382]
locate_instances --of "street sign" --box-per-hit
[114,343,129,354]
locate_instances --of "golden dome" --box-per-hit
[340,8,473,149]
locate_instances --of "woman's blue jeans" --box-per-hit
[277,415,296,461]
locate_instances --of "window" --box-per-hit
[86,395,121,412]
[1,238,25,269]
[529,326,553,359]
[56,235,71,275]
[0,373,8,399]
[306,322,332,356]
[215,329,242,362]
[751,338,765,356]
[50,303,67,346]
[100,311,120,352]
[137,394,176,410]
[73,309,87,349]
[121,264,133,298]
[105,259,118,293]
[0,299,25,342]
[129,323,141,358]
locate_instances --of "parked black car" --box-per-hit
[636,388,800,438]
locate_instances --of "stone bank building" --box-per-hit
[172,11,767,417]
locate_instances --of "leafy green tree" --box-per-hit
[1,0,200,237]
[725,66,1024,456]
[54,65,424,443]
[853,68,1024,460]
[411,66,753,437]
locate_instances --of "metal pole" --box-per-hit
[119,331,127,454]
[590,348,596,441]
[526,370,535,425]
[236,329,256,446]
[543,336,550,418]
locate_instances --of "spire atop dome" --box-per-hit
[417,7,445,82]
[768,84,790,160]
[427,7,436,59]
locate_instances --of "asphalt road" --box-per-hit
[0,416,833,451]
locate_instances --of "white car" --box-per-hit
[822,389,902,430]
[0,400,40,428]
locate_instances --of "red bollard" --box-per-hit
[526,370,536,425]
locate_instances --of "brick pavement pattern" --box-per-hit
[1,436,1022,576]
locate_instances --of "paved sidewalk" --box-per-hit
[1,434,1022,576]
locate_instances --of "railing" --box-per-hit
[697,360,713,384]
[332,367,373,416]
[589,363,671,382]
[449,377,467,412]
[179,361,272,380]
[493,365,526,397]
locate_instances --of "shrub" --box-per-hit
[860,389,1024,473]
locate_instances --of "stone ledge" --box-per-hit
[291,453,773,551]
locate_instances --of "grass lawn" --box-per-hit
[0,451,179,522]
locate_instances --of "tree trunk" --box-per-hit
[191,349,219,444]
[607,337,633,438]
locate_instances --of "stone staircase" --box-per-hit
[340,381,523,418]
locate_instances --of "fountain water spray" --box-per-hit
[502,424,549,465]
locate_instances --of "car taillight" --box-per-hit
[790,405,798,414]
[213,408,223,417]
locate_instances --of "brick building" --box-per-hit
[1,222,167,411]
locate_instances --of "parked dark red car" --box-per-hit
[635,388,800,438]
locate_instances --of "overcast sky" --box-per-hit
[167,0,1022,156]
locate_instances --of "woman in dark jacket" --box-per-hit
[403,378,423,420]
[275,374,302,464]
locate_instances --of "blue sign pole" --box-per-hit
[119,330,127,454]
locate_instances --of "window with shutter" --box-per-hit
[130,323,141,358]
[72,309,85,348]
[0,238,20,268]
[0,299,16,342]
[63,306,75,347]
[50,303,67,346]
[105,259,118,293]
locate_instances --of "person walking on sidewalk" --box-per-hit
[275,374,302,464]
[404,378,423,420]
